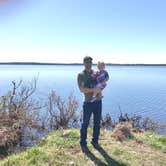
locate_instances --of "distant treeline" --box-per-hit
[0,62,166,66]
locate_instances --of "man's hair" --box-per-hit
[83,56,93,62]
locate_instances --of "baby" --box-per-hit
[91,61,109,102]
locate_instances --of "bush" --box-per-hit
[45,90,79,130]
[111,122,133,141]
[101,110,166,134]
[0,78,42,156]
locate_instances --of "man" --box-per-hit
[77,56,102,147]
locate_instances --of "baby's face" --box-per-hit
[97,64,104,71]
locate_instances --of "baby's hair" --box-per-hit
[98,61,105,67]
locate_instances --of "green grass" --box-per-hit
[0,128,166,166]
[113,148,124,156]
[134,131,166,152]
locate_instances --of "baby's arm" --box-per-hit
[104,70,109,82]
[91,71,98,78]
[100,71,109,89]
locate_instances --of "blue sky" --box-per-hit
[0,0,166,63]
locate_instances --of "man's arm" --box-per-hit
[79,86,93,93]
[77,74,101,94]
[79,85,101,94]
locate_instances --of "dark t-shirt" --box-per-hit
[77,69,100,102]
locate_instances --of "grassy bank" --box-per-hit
[0,128,166,166]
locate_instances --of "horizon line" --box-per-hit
[0,62,166,66]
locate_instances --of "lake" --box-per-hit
[0,64,166,132]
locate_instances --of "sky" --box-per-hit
[0,0,166,64]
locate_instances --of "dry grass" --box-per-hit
[110,122,133,141]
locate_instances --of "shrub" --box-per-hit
[0,78,42,156]
[45,90,79,130]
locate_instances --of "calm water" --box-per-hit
[0,65,166,130]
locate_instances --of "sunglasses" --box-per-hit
[84,61,92,64]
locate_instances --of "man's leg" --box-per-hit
[80,102,92,146]
[92,100,102,144]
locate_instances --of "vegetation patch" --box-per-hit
[1,128,166,166]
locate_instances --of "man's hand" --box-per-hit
[93,87,101,94]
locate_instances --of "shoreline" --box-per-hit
[0,62,166,66]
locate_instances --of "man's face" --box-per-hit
[84,60,92,70]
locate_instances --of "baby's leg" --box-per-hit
[93,83,102,97]
[90,84,101,102]
[98,92,102,97]
[93,89,98,97]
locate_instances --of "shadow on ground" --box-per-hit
[81,144,126,166]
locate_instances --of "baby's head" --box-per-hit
[97,61,105,71]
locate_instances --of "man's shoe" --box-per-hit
[91,141,101,149]
[91,141,98,146]
[80,144,88,153]
[80,141,87,147]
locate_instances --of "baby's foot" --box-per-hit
[90,96,97,102]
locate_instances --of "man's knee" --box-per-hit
[94,117,101,125]
[81,122,89,129]
[94,120,101,127]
